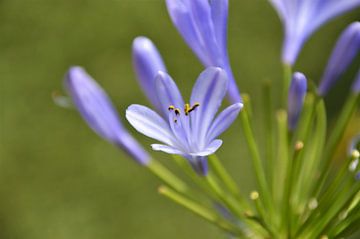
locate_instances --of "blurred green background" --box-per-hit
[0,0,359,238]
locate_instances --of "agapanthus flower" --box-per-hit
[165,0,242,103]
[65,66,150,165]
[132,36,167,111]
[269,0,360,65]
[288,72,307,130]
[126,67,243,175]
[318,22,360,96]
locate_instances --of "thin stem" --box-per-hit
[239,96,275,228]
[282,63,292,105]
[158,185,245,236]
[315,92,360,197]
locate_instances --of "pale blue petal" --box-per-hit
[190,139,223,156]
[207,103,243,141]
[190,67,228,147]
[155,71,185,116]
[66,67,150,165]
[132,37,167,111]
[126,104,176,146]
[151,144,184,155]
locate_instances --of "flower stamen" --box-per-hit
[184,102,200,116]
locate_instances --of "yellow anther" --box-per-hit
[184,102,200,115]
[174,108,181,116]
[168,105,175,111]
[184,103,191,115]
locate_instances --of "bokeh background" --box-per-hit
[1,0,359,238]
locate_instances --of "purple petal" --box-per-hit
[270,0,360,65]
[132,37,167,111]
[190,67,228,147]
[207,103,243,141]
[288,72,307,130]
[165,0,209,65]
[190,0,221,65]
[210,0,229,58]
[155,71,185,116]
[151,144,184,155]
[318,22,360,96]
[186,155,208,175]
[65,67,150,165]
[126,104,176,146]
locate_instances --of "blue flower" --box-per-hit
[269,0,360,65]
[318,22,360,96]
[132,36,167,111]
[165,0,242,103]
[65,66,150,165]
[288,72,307,130]
[126,67,243,175]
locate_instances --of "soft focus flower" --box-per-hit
[65,66,150,165]
[288,72,307,130]
[352,69,360,93]
[126,67,243,175]
[269,0,360,65]
[318,22,360,96]
[132,36,167,111]
[165,0,242,103]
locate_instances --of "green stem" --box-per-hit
[282,63,292,105]
[262,80,275,187]
[315,92,360,197]
[239,96,275,231]
[147,159,188,193]
[158,185,245,236]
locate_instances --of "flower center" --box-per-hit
[168,102,200,116]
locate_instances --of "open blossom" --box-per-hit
[65,66,150,165]
[132,36,167,111]
[126,67,243,175]
[269,0,360,65]
[318,22,360,96]
[288,72,307,130]
[165,0,242,103]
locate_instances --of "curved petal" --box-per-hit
[155,71,185,116]
[66,66,124,142]
[151,144,184,155]
[318,22,360,96]
[132,37,167,111]
[207,103,243,141]
[66,67,150,165]
[190,67,228,146]
[190,139,223,156]
[166,0,208,65]
[126,104,175,146]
